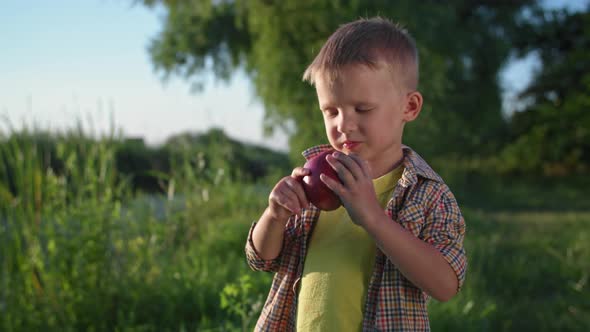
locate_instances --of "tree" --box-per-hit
[500,7,590,175]
[141,0,536,163]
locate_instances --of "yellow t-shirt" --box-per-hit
[296,164,403,331]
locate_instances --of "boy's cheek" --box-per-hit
[325,127,342,145]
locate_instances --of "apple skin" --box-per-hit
[301,150,342,211]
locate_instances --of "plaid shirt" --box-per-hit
[245,145,467,331]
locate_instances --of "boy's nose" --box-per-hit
[337,114,357,134]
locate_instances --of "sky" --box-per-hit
[0,1,587,152]
[0,1,287,150]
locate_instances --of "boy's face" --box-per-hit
[315,63,421,178]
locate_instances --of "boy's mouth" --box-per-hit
[342,141,360,150]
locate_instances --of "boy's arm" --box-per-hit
[418,190,467,292]
[245,209,301,272]
[244,216,283,272]
[363,189,467,302]
[321,152,466,302]
[246,167,310,272]
[250,207,286,254]
[362,211,460,301]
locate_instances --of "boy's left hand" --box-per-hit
[321,151,382,227]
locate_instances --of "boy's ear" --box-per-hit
[403,91,423,122]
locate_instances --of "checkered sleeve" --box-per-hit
[245,221,282,273]
[421,187,467,291]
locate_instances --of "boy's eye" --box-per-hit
[322,109,338,117]
[356,108,372,113]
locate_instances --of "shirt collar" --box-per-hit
[301,144,443,187]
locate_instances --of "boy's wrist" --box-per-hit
[264,207,290,226]
[356,203,388,230]
[363,204,392,231]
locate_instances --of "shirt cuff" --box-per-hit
[245,221,281,272]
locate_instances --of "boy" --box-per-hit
[245,17,467,331]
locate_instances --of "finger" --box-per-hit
[270,178,302,213]
[329,151,364,180]
[268,192,292,219]
[325,153,356,186]
[282,178,309,213]
[347,153,371,178]
[273,186,303,215]
[284,176,309,209]
[320,173,345,198]
[291,167,311,178]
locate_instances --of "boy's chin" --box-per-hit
[340,146,364,156]
[328,144,342,152]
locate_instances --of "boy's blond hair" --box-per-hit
[302,16,419,91]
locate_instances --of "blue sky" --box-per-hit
[0,1,587,151]
[0,1,284,150]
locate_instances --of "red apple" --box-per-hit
[301,150,342,211]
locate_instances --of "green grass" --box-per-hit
[1,127,589,331]
[429,210,590,331]
[0,125,271,331]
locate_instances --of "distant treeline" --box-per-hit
[0,128,291,196]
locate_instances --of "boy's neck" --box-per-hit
[370,146,404,179]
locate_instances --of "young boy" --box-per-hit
[245,17,467,331]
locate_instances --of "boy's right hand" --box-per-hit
[268,167,311,222]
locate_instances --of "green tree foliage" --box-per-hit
[141,0,536,162]
[501,7,590,175]
[163,127,291,182]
